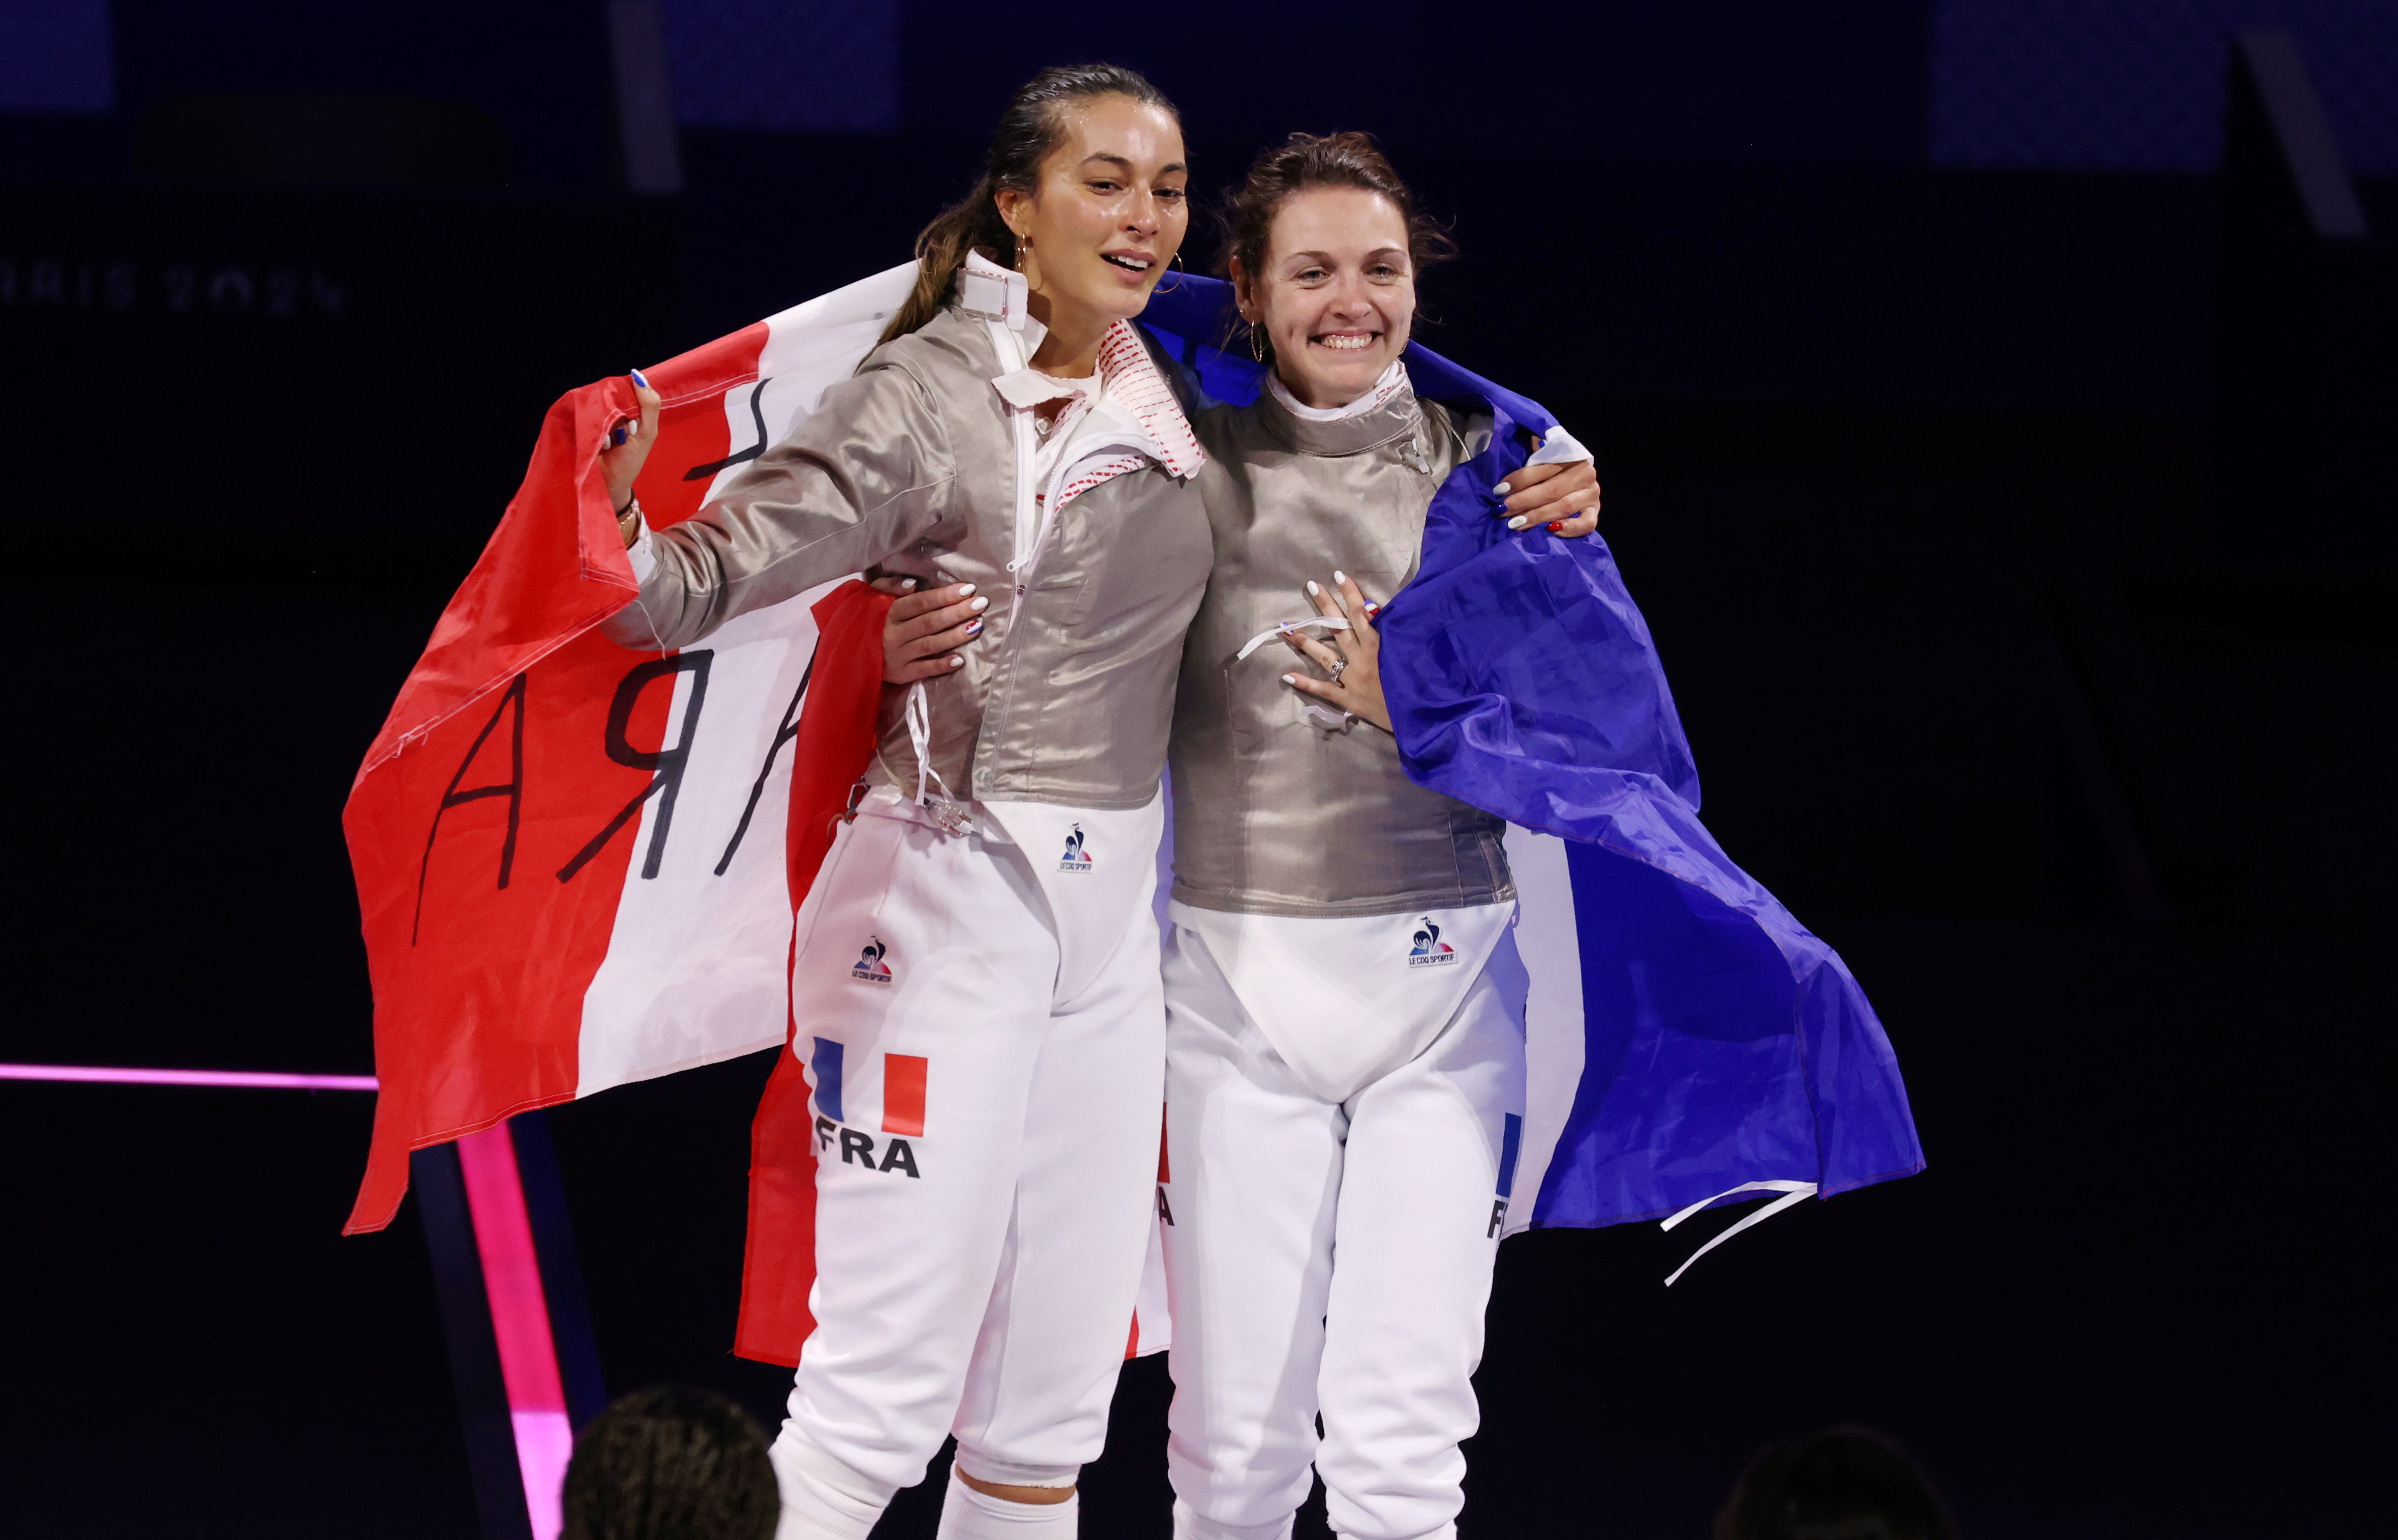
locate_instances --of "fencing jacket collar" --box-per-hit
[959,251,1205,480]
[1255,360,1422,461]
[1264,358,1410,423]
[952,251,1205,592]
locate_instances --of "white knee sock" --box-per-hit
[935,1463,1080,1538]
[769,1434,894,1540]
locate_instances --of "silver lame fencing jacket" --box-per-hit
[1171,379,1516,917]
[603,301,1212,811]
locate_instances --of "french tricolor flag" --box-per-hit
[343,268,922,1235]
[802,1043,927,1135]
[347,262,1172,1365]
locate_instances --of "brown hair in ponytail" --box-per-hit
[879,63,1181,345]
[1217,132,1455,361]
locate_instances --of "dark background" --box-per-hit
[3,3,2390,1535]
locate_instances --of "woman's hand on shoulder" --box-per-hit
[1281,571,1390,733]
[875,577,987,684]
[601,370,662,544]
[1495,455,1600,539]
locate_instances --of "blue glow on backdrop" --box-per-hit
[0,0,115,112]
[1931,0,2397,173]
[659,0,900,132]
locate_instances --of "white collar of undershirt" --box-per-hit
[992,366,1104,414]
[1266,359,1409,422]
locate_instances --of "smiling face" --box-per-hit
[1234,186,1416,409]
[995,94,1189,350]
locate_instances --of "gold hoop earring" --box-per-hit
[1248,321,1267,365]
[1154,252,1186,294]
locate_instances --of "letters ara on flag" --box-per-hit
[342,267,946,1353]
[345,262,1179,1368]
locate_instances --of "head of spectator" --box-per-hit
[1714,1426,1959,1540]
[561,1385,777,1540]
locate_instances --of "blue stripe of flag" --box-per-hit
[811,1038,844,1125]
[1496,1112,1523,1199]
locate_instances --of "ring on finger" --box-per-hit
[1327,659,1348,684]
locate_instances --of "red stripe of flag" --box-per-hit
[342,321,767,1237]
[735,580,896,1368]
[882,1054,926,1136]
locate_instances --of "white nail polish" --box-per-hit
[957,584,976,596]
[1333,570,1347,585]
[970,596,990,611]
[1306,580,1320,595]
[1282,674,1296,684]
[1493,482,1511,496]
[1507,517,1529,530]
[949,656,964,667]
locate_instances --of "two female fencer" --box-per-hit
[884,132,1602,1540]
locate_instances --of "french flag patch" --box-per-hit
[810,1038,927,1136]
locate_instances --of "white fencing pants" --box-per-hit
[1159,921,1529,1540]
[770,788,1165,1534]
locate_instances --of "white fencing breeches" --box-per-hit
[1159,919,1529,1540]
[770,787,1166,1527]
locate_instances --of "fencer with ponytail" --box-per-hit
[881,63,1181,344]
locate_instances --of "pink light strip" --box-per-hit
[5,1063,569,1532]
[458,1123,571,1540]
[0,1063,378,1091]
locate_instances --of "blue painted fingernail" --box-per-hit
[610,425,628,446]
[630,368,651,389]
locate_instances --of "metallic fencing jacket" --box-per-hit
[1170,376,1516,917]
[603,291,1212,811]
